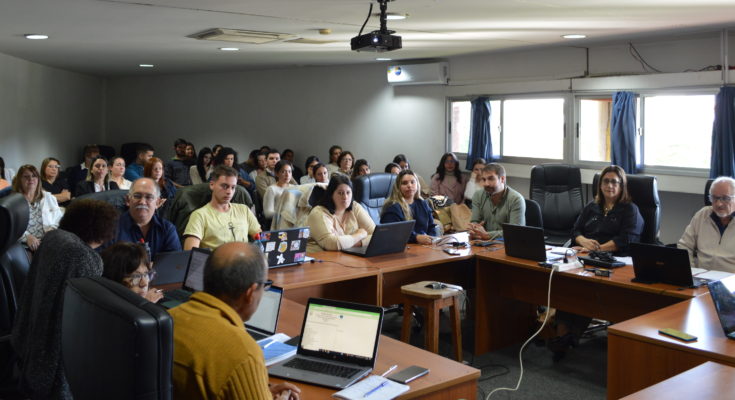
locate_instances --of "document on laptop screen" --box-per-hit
[301,304,380,360]
[184,250,208,291]
[247,288,281,332]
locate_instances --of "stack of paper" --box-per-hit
[258,333,296,366]
[332,375,409,400]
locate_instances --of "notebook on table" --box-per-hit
[630,242,704,288]
[268,297,385,389]
[707,275,735,340]
[151,250,191,285]
[246,285,284,341]
[341,220,415,257]
[158,247,211,309]
[501,223,563,262]
[259,227,310,268]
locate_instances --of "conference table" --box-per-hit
[268,298,481,399]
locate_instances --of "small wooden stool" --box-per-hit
[400,281,463,362]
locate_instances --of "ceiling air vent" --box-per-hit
[189,28,296,44]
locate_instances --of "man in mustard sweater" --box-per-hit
[169,242,300,400]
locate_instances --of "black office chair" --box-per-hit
[704,178,714,205]
[352,173,397,224]
[525,198,543,229]
[120,142,148,166]
[97,145,116,160]
[592,173,661,244]
[73,189,130,213]
[62,277,173,400]
[529,164,584,246]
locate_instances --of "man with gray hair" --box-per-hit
[678,176,735,272]
[112,177,181,258]
[170,242,300,400]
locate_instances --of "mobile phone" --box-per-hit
[658,328,697,342]
[387,365,429,384]
[443,248,460,256]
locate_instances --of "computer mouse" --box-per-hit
[425,282,445,290]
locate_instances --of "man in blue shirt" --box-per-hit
[115,177,181,258]
[124,143,155,181]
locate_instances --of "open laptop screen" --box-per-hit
[300,302,381,361]
[708,276,735,337]
[246,286,283,334]
[183,248,210,292]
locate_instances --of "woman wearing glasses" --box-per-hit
[101,242,163,303]
[40,157,71,206]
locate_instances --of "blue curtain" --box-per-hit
[610,91,638,174]
[466,97,492,169]
[710,86,735,178]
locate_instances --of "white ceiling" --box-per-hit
[1,0,734,76]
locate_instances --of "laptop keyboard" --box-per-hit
[164,289,192,303]
[283,358,360,378]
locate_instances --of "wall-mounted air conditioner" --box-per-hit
[387,62,449,85]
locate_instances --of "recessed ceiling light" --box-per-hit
[373,12,407,20]
[562,34,587,39]
[24,34,49,40]
[376,58,392,61]
[139,64,154,68]
[219,47,239,51]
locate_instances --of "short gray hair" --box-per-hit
[203,243,267,300]
[710,176,735,195]
[128,177,161,198]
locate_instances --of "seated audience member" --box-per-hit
[190,147,214,185]
[299,156,320,184]
[241,149,260,174]
[335,151,354,177]
[380,170,437,245]
[40,157,71,206]
[165,138,193,187]
[185,142,196,163]
[312,162,330,184]
[430,152,466,205]
[281,149,303,182]
[109,156,132,190]
[307,174,375,252]
[351,159,371,178]
[263,160,294,220]
[75,155,120,196]
[256,149,296,199]
[326,145,342,175]
[393,154,430,197]
[214,147,256,198]
[169,242,300,400]
[249,151,267,182]
[678,176,735,272]
[144,157,177,204]
[102,242,163,303]
[464,158,487,207]
[13,165,64,252]
[212,144,223,159]
[384,162,401,175]
[467,163,525,240]
[571,165,643,255]
[112,178,181,258]
[184,165,262,250]
[552,165,643,362]
[0,156,10,190]
[124,143,154,181]
[66,144,99,196]
[12,199,118,399]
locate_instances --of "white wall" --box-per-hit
[0,52,104,176]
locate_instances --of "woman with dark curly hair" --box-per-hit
[12,199,119,399]
[102,242,163,303]
[430,152,466,205]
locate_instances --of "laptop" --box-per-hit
[246,285,284,341]
[268,297,384,389]
[630,242,704,288]
[260,227,310,268]
[151,250,191,285]
[159,247,211,308]
[501,223,556,262]
[707,275,735,339]
[341,220,415,257]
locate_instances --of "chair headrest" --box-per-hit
[352,173,396,203]
[530,164,582,193]
[0,193,30,254]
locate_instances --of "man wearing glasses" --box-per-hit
[114,177,181,257]
[169,242,300,400]
[679,176,735,272]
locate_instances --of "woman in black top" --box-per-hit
[75,156,119,197]
[40,157,71,206]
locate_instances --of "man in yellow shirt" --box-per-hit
[169,242,300,400]
[184,165,261,250]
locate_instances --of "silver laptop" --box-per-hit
[341,220,415,257]
[708,276,735,340]
[246,285,284,341]
[268,297,384,389]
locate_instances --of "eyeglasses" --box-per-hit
[259,279,273,291]
[47,165,61,169]
[601,178,621,186]
[125,270,156,287]
[709,195,735,204]
[131,193,157,202]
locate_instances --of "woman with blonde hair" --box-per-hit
[75,155,119,196]
[12,164,64,251]
[108,156,132,190]
[380,169,437,245]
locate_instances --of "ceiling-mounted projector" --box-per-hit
[351,0,402,52]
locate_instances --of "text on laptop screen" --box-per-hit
[184,250,209,291]
[301,304,381,360]
[246,287,282,333]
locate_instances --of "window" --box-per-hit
[579,98,612,162]
[449,101,471,154]
[502,98,565,159]
[642,94,714,169]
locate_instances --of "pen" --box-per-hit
[363,381,388,397]
[380,364,398,377]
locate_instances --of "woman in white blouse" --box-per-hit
[463,158,486,206]
[12,165,63,251]
[109,156,132,190]
[263,160,295,220]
